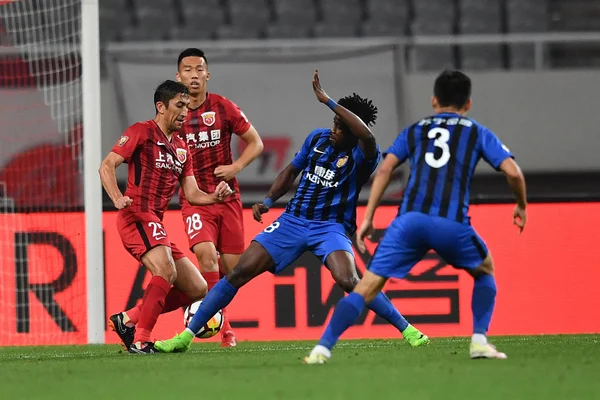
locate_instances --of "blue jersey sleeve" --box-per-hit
[291,129,321,171]
[479,127,513,170]
[386,128,410,162]
[354,144,381,174]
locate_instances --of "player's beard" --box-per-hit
[172,118,185,132]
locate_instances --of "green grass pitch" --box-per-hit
[1,335,598,400]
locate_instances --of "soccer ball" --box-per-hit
[183,300,224,339]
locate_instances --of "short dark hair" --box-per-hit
[434,70,471,109]
[154,80,189,112]
[338,93,378,127]
[177,48,208,68]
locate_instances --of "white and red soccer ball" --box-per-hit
[183,300,224,339]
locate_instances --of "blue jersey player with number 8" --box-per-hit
[155,69,429,353]
[304,70,528,364]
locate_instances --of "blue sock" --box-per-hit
[188,278,238,335]
[366,292,410,332]
[318,292,365,350]
[472,274,497,334]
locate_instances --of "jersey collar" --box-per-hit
[434,112,462,118]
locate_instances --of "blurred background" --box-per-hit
[1,0,599,210]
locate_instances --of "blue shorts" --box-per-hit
[368,212,489,279]
[253,213,353,274]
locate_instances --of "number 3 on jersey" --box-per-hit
[425,127,451,168]
[186,213,203,235]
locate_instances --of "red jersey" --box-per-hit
[111,120,194,220]
[178,93,251,203]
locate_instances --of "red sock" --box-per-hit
[124,305,141,325]
[221,306,232,333]
[124,288,194,325]
[216,270,233,333]
[134,276,171,343]
[204,271,220,291]
[162,288,194,314]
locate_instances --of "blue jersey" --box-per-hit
[388,112,512,224]
[285,128,381,234]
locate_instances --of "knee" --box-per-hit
[154,262,177,284]
[334,274,360,293]
[471,254,495,278]
[479,262,495,276]
[190,279,207,301]
[220,254,240,274]
[226,263,255,288]
[194,247,219,272]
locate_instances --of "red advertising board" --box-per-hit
[0,213,88,345]
[103,203,600,343]
[1,203,599,346]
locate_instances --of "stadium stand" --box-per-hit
[95,0,600,69]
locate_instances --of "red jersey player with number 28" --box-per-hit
[176,48,264,347]
[99,80,234,354]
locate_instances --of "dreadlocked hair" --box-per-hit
[337,93,378,127]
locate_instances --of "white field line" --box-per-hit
[0,335,597,361]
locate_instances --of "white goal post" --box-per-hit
[82,0,104,345]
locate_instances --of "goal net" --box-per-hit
[0,0,88,345]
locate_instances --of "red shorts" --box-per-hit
[180,198,245,254]
[117,211,185,262]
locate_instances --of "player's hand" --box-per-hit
[356,219,374,253]
[252,203,270,223]
[214,164,241,182]
[513,205,527,234]
[213,181,234,203]
[114,196,132,209]
[312,68,330,104]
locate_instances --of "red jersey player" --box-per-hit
[175,48,264,347]
[100,80,233,354]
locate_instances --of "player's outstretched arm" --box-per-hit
[214,126,264,181]
[99,152,132,209]
[252,163,301,222]
[312,69,377,159]
[180,176,234,206]
[480,128,526,232]
[499,158,527,233]
[356,153,400,252]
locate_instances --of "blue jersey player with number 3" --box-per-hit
[155,69,429,353]
[304,70,528,364]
